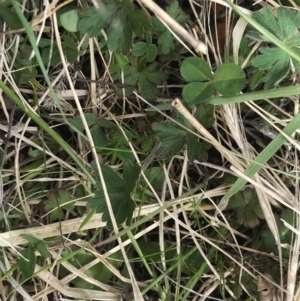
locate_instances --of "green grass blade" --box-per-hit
[225,109,300,199]
[0,81,95,184]
[206,85,300,105]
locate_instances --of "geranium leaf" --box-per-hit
[70,113,96,132]
[152,122,187,159]
[78,4,118,37]
[123,161,141,193]
[107,11,132,52]
[194,104,214,128]
[187,134,210,162]
[94,165,124,193]
[89,191,135,230]
[122,0,151,37]
[252,47,290,88]
[152,1,188,55]
[229,187,263,228]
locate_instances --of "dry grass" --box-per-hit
[0,0,300,301]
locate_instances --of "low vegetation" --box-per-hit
[0,0,300,300]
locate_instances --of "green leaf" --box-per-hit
[123,2,151,37]
[249,69,263,90]
[114,52,129,69]
[286,33,300,47]
[141,62,166,85]
[280,208,293,238]
[146,44,157,62]
[187,134,210,162]
[182,82,215,105]
[35,241,49,259]
[123,161,140,193]
[250,7,282,40]
[214,63,245,96]
[146,31,152,45]
[44,190,73,221]
[152,1,189,55]
[90,126,108,152]
[229,187,263,228]
[94,165,124,192]
[88,191,135,230]
[156,29,174,55]
[78,5,118,37]
[132,42,148,56]
[246,7,300,89]
[20,234,42,245]
[63,35,79,64]
[60,9,79,32]
[70,113,96,132]
[152,122,187,159]
[0,3,23,30]
[41,46,60,66]
[167,1,189,23]
[107,11,132,52]
[180,57,212,82]
[138,62,167,100]
[277,8,300,41]
[252,47,290,88]
[194,104,214,128]
[143,167,165,190]
[112,56,166,100]
[19,246,36,278]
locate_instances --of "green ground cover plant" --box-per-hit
[0,0,300,300]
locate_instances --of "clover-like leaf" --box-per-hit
[107,11,132,52]
[214,63,245,96]
[247,7,282,41]
[182,82,214,105]
[132,42,148,56]
[0,2,23,30]
[180,57,214,104]
[70,113,96,132]
[180,57,212,82]
[19,235,49,259]
[60,8,79,33]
